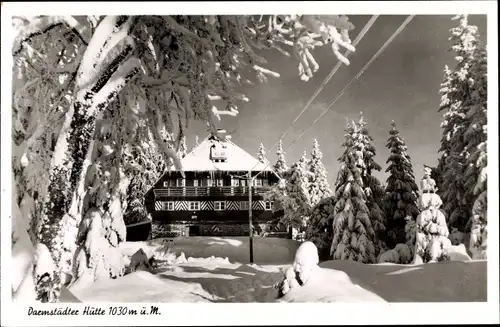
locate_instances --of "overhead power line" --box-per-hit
[252,15,416,181]
[240,15,380,178]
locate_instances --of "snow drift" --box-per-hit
[67,237,486,303]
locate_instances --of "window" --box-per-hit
[193,180,199,187]
[231,179,239,187]
[189,201,200,211]
[254,179,263,187]
[204,179,213,187]
[164,202,174,211]
[241,179,246,187]
[214,201,226,211]
[240,201,249,210]
[265,201,273,211]
[210,142,228,161]
[176,178,186,187]
[163,181,169,187]
[216,179,224,187]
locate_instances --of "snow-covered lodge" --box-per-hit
[145,135,285,237]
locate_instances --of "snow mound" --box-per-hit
[279,266,386,302]
[278,241,386,302]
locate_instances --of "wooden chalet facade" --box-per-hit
[145,135,287,238]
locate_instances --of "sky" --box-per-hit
[184,15,487,187]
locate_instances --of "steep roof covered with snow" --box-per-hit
[174,135,274,173]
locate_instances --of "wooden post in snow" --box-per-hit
[248,170,254,263]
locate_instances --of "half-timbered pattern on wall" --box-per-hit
[145,135,286,237]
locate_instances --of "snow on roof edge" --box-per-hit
[151,135,281,188]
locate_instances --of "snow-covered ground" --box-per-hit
[66,236,487,303]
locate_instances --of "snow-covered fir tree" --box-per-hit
[330,121,377,263]
[468,137,487,259]
[305,139,333,254]
[257,142,268,164]
[353,113,387,254]
[383,121,420,249]
[463,44,487,258]
[12,15,357,301]
[281,151,312,231]
[437,15,483,233]
[273,139,289,177]
[264,139,288,220]
[307,139,332,206]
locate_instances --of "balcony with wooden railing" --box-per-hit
[153,186,269,197]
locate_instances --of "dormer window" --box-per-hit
[210,141,228,162]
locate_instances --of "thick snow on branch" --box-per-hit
[76,16,135,91]
[211,105,239,120]
[91,57,141,115]
[253,65,281,78]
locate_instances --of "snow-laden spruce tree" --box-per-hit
[12,15,357,301]
[463,45,487,259]
[330,121,377,263]
[281,152,313,232]
[257,142,268,164]
[468,138,487,259]
[305,139,333,254]
[353,113,387,255]
[437,15,483,233]
[264,139,289,219]
[383,121,419,249]
[273,139,289,177]
[307,139,332,206]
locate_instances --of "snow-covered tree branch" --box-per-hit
[12,14,358,302]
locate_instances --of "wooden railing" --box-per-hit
[153,186,269,197]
